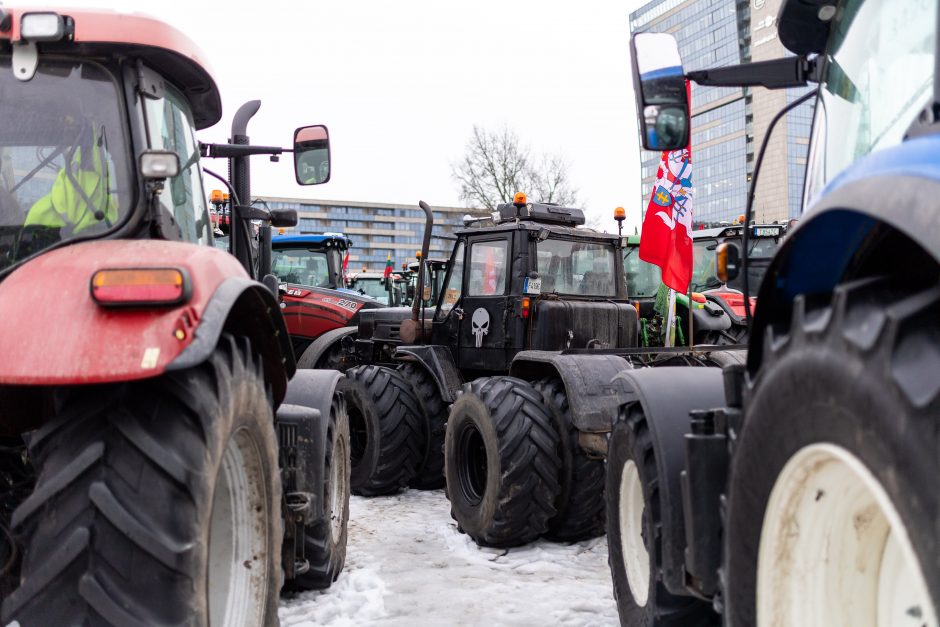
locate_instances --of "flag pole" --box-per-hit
[664,288,677,347]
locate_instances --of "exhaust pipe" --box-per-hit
[400,200,434,344]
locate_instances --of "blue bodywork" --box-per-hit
[272,233,352,249]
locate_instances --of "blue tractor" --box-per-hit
[605,1,939,625]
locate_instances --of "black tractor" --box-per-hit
[341,195,741,547]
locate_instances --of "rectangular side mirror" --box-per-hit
[293,124,331,185]
[630,33,690,151]
[270,208,298,228]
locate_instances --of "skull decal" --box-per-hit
[471,307,490,348]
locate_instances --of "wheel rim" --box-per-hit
[456,422,487,506]
[619,459,650,607]
[208,428,270,627]
[757,443,937,626]
[330,399,349,544]
[348,405,367,465]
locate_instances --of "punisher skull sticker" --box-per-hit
[471,307,490,348]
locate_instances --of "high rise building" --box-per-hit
[630,0,813,225]
[256,196,484,270]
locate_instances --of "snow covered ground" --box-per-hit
[279,490,619,626]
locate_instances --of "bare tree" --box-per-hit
[452,125,578,210]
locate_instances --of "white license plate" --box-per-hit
[524,277,542,294]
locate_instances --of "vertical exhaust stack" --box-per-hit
[400,200,434,344]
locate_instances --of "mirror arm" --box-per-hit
[687,56,816,90]
[200,142,285,159]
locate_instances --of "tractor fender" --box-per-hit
[296,326,357,369]
[751,139,940,372]
[0,240,292,399]
[393,345,463,402]
[278,368,344,520]
[169,276,293,404]
[509,350,633,433]
[611,366,726,594]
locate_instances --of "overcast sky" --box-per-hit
[14,0,650,230]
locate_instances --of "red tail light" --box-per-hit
[521,297,531,319]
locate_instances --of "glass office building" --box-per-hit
[630,0,813,224]
[256,196,484,270]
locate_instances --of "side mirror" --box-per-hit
[630,33,690,151]
[716,242,740,283]
[270,208,298,228]
[293,125,331,185]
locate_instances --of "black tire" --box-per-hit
[724,278,940,626]
[444,377,561,548]
[702,348,746,368]
[401,363,448,490]
[533,377,605,542]
[296,337,352,372]
[606,405,717,626]
[2,335,282,626]
[342,365,426,496]
[285,392,351,591]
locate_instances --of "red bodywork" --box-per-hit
[709,291,757,321]
[1,6,221,128]
[0,240,246,385]
[280,286,373,342]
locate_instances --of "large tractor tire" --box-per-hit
[2,335,282,626]
[400,363,448,490]
[445,377,561,548]
[284,392,351,592]
[606,405,716,627]
[725,278,940,626]
[533,377,605,542]
[342,365,426,496]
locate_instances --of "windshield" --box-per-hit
[144,82,211,245]
[350,277,390,304]
[0,59,131,271]
[691,236,780,292]
[536,238,616,296]
[804,0,936,204]
[623,245,661,298]
[272,247,333,287]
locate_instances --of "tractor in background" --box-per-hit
[0,8,349,623]
[605,2,940,624]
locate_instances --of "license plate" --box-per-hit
[753,227,780,237]
[524,277,542,294]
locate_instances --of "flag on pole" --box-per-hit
[639,81,694,294]
[342,250,350,285]
[383,253,393,278]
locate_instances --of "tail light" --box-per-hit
[91,268,190,307]
[521,297,531,319]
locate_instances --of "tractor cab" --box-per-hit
[405,257,449,307]
[271,233,351,290]
[429,197,636,373]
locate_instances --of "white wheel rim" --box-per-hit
[619,459,650,607]
[208,429,270,626]
[330,400,349,544]
[757,443,936,627]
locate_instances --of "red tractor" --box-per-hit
[0,8,350,624]
[270,233,385,370]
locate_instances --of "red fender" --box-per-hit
[0,240,251,385]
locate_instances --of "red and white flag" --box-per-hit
[639,86,693,293]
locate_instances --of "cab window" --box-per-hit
[144,82,211,245]
[537,238,616,296]
[436,241,465,319]
[467,240,508,296]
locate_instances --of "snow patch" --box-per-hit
[280,490,618,625]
